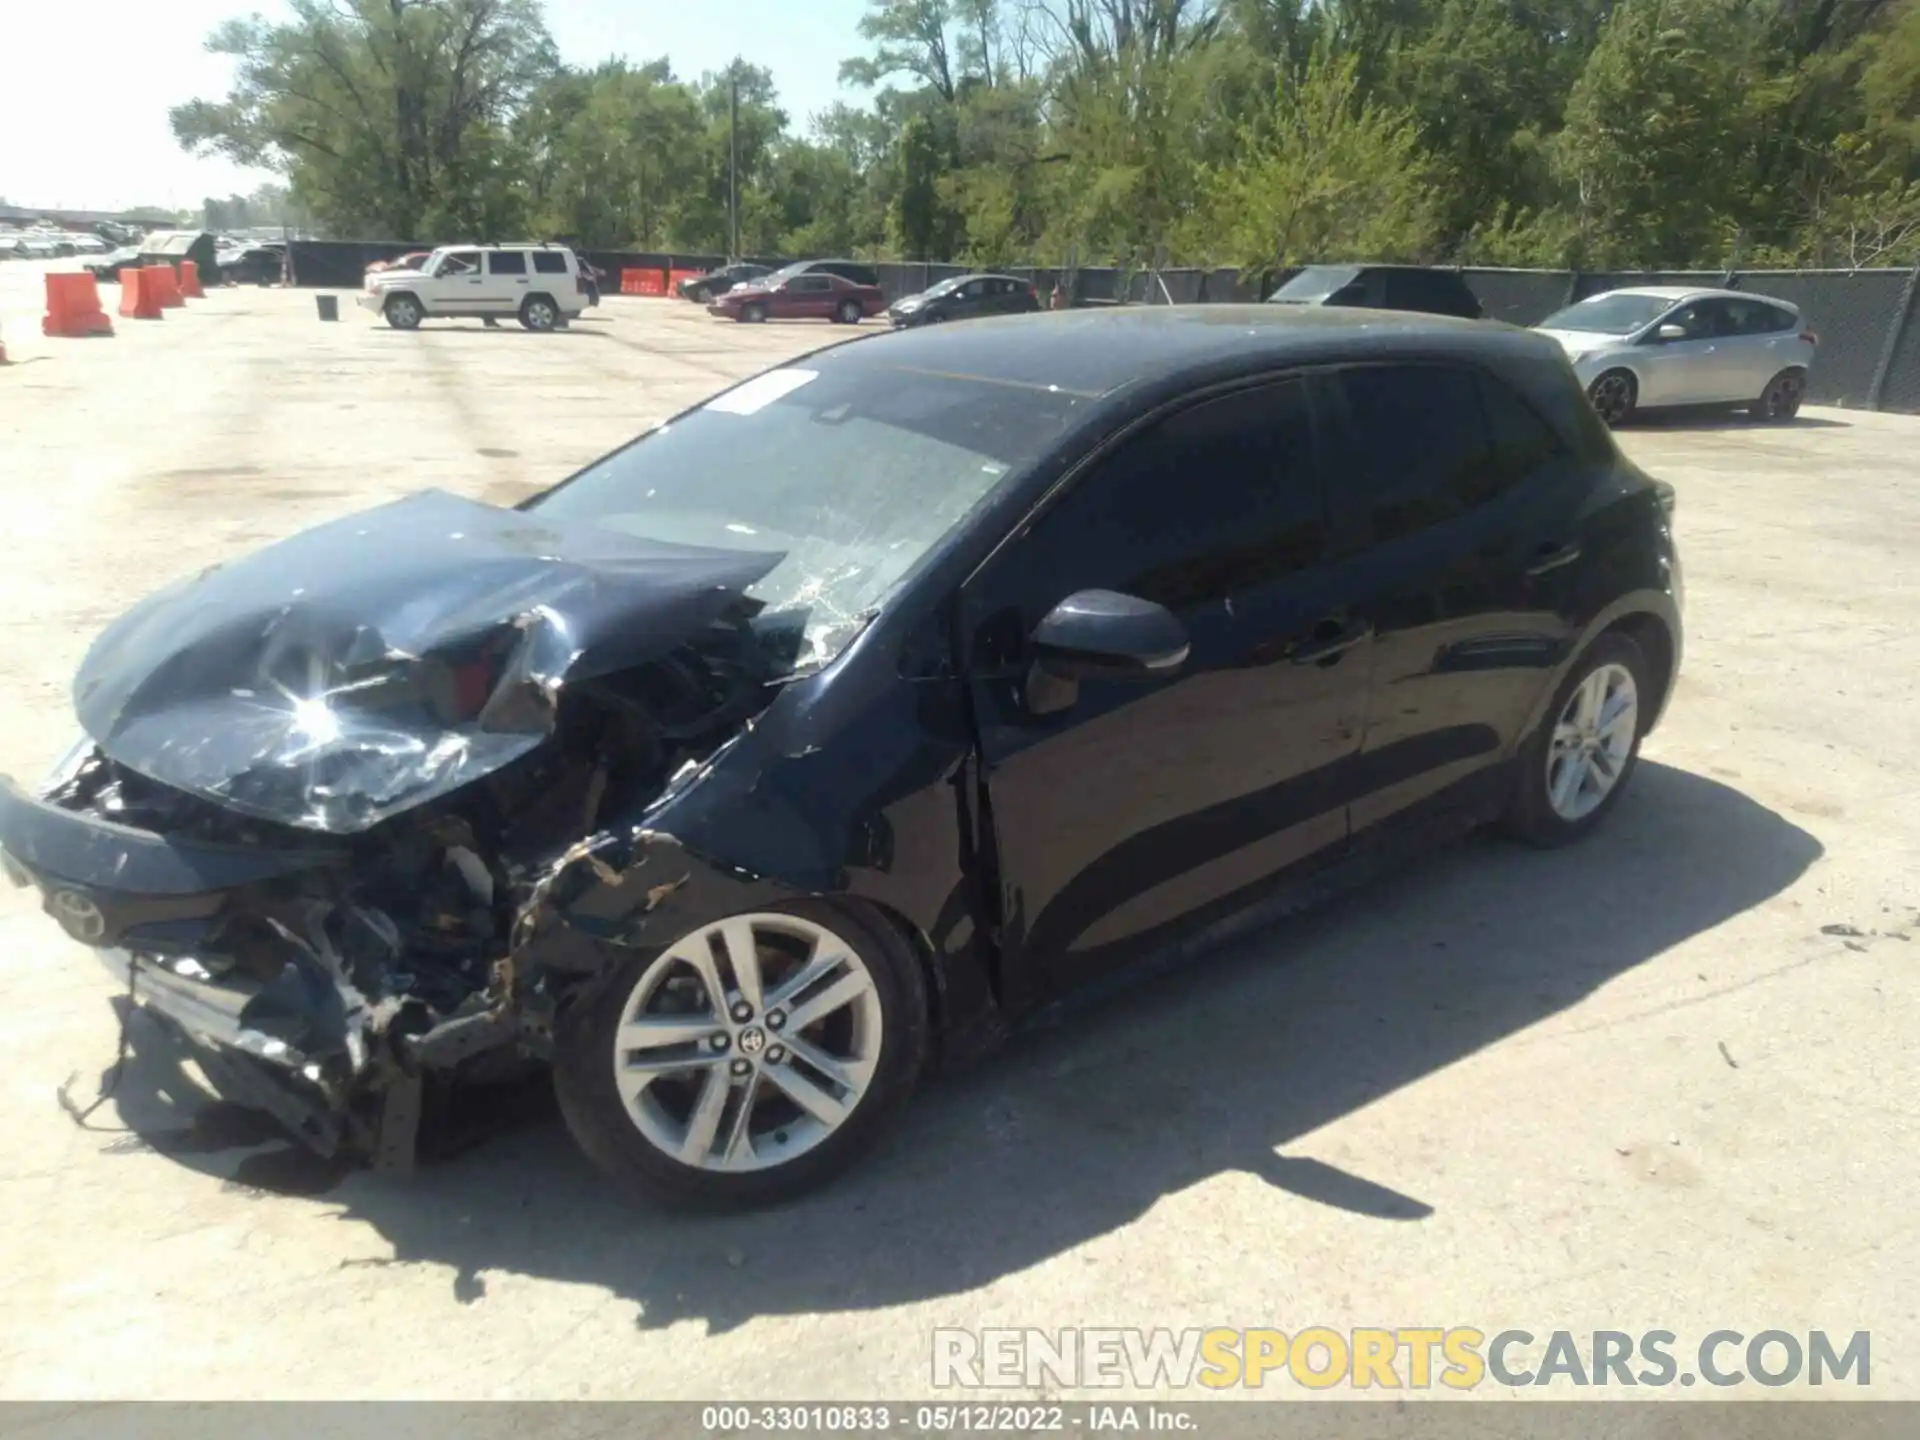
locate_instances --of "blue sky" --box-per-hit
[6,0,872,213]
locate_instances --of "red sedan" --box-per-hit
[708,271,886,325]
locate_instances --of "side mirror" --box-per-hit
[1033,590,1189,680]
[1655,323,1687,342]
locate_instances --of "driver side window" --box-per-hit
[1658,302,1711,340]
[971,379,1325,665]
[438,251,480,278]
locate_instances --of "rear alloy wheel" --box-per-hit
[553,901,928,1207]
[1503,632,1649,847]
[383,294,422,330]
[1752,369,1805,422]
[835,299,863,325]
[520,295,560,332]
[1587,370,1637,427]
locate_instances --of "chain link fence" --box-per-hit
[280,240,1920,415]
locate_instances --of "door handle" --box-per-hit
[1525,541,1583,577]
[1289,617,1372,666]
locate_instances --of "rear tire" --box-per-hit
[520,295,560,332]
[552,898,929,1208]
[1503,632,1650,848]
[1750,369,1805,422]
[1587,370,1637,427]
[835,299,863,325]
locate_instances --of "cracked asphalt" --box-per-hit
[1,265,1917,1400]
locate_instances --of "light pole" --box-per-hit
[728,60,740,261]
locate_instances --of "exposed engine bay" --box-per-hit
[29,615,775,1163]
[0,491,812,1167]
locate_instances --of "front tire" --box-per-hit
[520,295,560,332]
[741,301,768,324]
[383,294,423,330]
[1751,369,1805,422]
[553,899,928,1208]
[1503,632,1650,847]
[1587,369,1637,427]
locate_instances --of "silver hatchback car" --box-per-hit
[1535,286,1817,426]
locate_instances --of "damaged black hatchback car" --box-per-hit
[0,306,1681,1207]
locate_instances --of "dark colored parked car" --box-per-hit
[1268,264,1484,319]
[889,272,1041,327]
[0,307,1680,1207]
[83,244,147,282]
[216,243,286,286]
[678,263,772,303]
[707,269,885,324]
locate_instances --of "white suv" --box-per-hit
[358,244,588,331]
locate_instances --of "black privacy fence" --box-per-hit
[282,241,1920,414]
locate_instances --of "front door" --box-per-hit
[1633,299,1724,406]
[1309,361,1589,836]
[428,249,484,314]
[963,377,1368,999]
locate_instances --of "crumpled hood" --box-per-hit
[74,489,781,834]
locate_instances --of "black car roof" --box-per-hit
[816,303,1556,400]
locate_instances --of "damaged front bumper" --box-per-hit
[0,773,534,1168]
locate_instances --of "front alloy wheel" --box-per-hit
[1588,370,1636,427]
[384,294,422,330]
[554,901,927,1206]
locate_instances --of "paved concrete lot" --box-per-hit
[1,266,1917,1400]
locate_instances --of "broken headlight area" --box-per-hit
[10,617,779,1167]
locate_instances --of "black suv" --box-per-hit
[676,262,771,303]
[1268,264,1484,319]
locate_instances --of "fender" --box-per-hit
[1509,587,1684,750]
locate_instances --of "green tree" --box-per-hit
[1554,0,1783,265]
[1197,48,1442,271]
[171,0,557,239]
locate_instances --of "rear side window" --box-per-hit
[1477,373,1565,494]
[532,251,568,275]
[1316,365,1504,542]
[488,251,527,275]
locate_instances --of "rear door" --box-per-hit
[1722,298,1801,398]
[964,377,1367,997]
[784,274,836,318]
[1309,362,1586,835]
[484,250,532,314]
[989,278,1035,315]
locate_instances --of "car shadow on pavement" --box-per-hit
[1624,410,1850,431]
[94,761,1820,1327]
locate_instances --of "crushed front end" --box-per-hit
[0,490,793,1168]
